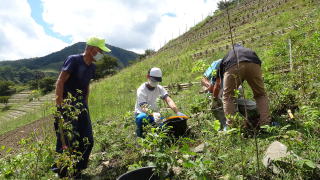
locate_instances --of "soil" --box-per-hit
[0,116,55,157]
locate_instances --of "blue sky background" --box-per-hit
[27,0,72,43]
[0,0,219,60]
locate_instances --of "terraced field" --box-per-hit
[0,91,54,135]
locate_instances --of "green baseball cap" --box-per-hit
[86,37,111,52]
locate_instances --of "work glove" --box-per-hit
[153,112,162,124]
[177,112,187,117]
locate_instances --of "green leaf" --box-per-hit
[183,161,195,168]
[6,148,12,153]
[213,120,220,131]
[304,160,316,169]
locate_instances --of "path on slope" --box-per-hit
[0,116,54,157]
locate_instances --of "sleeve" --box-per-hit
[91,65,96,80]
[203,65,213,79]
[61,56,76,73]
[159,86,169,99]
[137,88,148,107]
[217,56,227,78]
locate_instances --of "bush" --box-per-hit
[0,96,9,106]
[95,55,119,79]
[0,81,15,96]
[39,77,56,94]
[28,76,56,94]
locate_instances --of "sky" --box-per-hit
[0,0,219,61]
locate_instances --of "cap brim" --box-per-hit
[150,76,162,82]
[100,46,111,52]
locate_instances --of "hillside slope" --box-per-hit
[0,0,319,179]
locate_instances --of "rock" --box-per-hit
[172,166,182,175]
[262,141,291,174]
[95,165,104,175]
[102,161,110,167]
[192,142,208,153]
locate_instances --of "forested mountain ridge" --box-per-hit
[0,42,139,83]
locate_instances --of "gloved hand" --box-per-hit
[177,112,187,117]
[153,112,161,123]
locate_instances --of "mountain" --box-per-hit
[0,42,139,71]
[0,42,140,82]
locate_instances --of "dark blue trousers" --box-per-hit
[54,104,94,170]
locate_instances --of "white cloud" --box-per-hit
[41,0,219,53]
[0,0,219,60]
[0,0,68,60]
[153,0,219,49]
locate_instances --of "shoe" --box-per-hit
[73,170,82,179]
[51,164,58,172]
[223,125,228,131]
[51,163,69,178]
[58,168,68,178]
[51,167,60,173]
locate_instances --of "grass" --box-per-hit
[0,102,53,135]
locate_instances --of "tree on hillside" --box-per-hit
[217,0,236,10]
[139,49,156,60]
[28,75,56,94]
[0,96,9,107]
[0,80,15,96]
[95,55,119,79]
[0,65,47,84]
[39,76,56,94]
[28,79,39,90]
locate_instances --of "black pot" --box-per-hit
[117,167,159,180]
[236,99,259,126]
[163,116,188,137]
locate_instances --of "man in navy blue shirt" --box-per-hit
[53,37,110,177]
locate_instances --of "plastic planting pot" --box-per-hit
[163,116,189,137]
[116,166,159,180]
[236,99,259,126]
[237,99,257,110]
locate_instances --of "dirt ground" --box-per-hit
[0,116,55,157]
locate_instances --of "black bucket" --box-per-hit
[236,99,259,127]
[163,116,188,137]
[212,99,259,129]
[237,99,258,117]
[117,166,159,180]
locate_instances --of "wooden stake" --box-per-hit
[287,109,294,119]
[289,39,293,71]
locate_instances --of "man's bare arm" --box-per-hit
[164,96,179,113]
[212,78,221,98]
